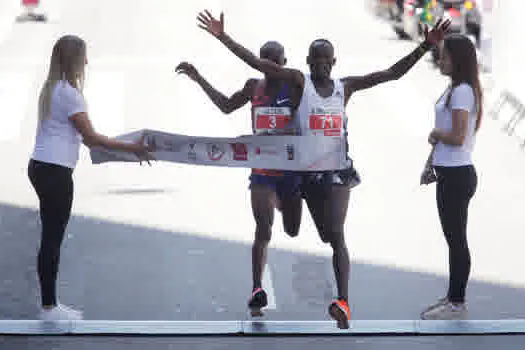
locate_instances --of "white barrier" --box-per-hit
[1,319,525,335]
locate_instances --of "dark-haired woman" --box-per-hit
[420,34,483,320]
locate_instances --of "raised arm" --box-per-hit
[176,62,254,114]
[196,10,304,88]
[343,19,451,98]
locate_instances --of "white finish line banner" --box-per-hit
[90,129,350,171]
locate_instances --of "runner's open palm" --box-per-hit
[424,18,451,46]
[197,10,224,38]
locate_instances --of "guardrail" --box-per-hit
[488,87,525,148]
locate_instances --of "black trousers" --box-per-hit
[28,159,74,307]
[435,165,477,304]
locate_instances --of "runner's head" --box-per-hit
[39,35,87,121]
[307,39,336,81]
[260,41,286,66]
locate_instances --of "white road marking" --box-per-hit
[262,265,277,310]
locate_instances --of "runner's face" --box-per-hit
[308,43,335,80]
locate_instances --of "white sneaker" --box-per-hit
[421,301,468,320]
[419,297,448,319]
[39,304,83,321]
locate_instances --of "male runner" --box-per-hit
[175,41,302,316]
[196,10,450,328]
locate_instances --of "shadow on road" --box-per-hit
[1,200,524,323]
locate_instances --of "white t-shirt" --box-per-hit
[432,83,477,167]
[32,80,86,169]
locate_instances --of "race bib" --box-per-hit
[308,114,343,136]
[253,107,292,134]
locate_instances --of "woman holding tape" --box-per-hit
[29,35,153,321]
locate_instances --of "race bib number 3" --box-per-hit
[309,114,342,136]
[256,115,291,129]
[254,107,291,131]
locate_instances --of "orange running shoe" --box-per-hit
[328,299,351,329]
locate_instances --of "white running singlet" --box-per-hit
[295,74,348,150]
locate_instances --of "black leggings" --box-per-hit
[28,159,74,307]
[435,165,477,304]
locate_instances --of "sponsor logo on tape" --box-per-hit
[206,143,225,161]
[255,145,279,156]
[188,143,197,161]
[286,144,294,160]
[230,143,248,161]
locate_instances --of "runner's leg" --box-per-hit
[303,181,351,328]
[277,172,303,237]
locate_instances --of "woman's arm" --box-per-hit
[430,109,470,146]
[70,112,152,158]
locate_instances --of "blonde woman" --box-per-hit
[28,35,153,321]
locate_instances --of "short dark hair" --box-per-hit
[260,41,284,56]
[309,39,334,55]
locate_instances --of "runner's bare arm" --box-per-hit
[217,32,303,84]
[176,62,255,114]
[342,19,451,98]
[196,10,304,87]
[342,42,431,94]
